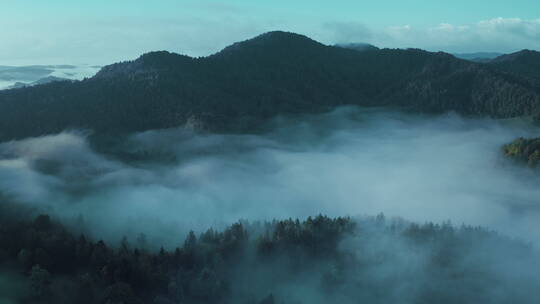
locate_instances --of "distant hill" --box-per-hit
[8,75,70,89]
[0,31,540,142]
[453,52,503,62]
[489,50,540,81]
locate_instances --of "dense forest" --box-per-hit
[489,50,540,81]
[0,31,540,143]
[1,200,538,304]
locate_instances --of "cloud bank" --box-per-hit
[1,107,539,247]
[326,18,540,53]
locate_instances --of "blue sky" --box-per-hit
[1,0,539,64]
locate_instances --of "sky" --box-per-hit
[0,0,539,65]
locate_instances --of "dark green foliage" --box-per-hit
[0,200,538,304]
[490,50,540,81]
[1,32,540,143]
[503,137,540,167]
[29,265,52,299]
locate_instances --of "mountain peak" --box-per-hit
[135,51,193,66]
[95,51,193,78]
[251,31,315,42]
[215,31,325,56]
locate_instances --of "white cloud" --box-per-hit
[323,21,373,43]
[479,18,539,33]
[323,18,540,53]
[433,23,469,32]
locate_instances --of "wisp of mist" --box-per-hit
[1,106,539,247]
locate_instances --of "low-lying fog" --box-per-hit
[1,107,539,247]
[0,64,100,90]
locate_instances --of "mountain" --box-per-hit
[8,75,70,89]
[453,52,503,62]
[489,50,540,81]
[0,31,540,142]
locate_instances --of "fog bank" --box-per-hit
[1,107,539,246]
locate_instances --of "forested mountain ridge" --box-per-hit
[0,31,540,142]
[488,50,540,81]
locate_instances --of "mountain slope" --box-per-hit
[489,50,540,81]
[0,31,540,142]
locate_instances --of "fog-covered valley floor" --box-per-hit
[1,106,539,246]
[0,64,100,90]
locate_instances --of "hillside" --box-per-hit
[489,50,540,81]
[1,31,540,142]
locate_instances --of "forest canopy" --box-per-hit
[0,201,538,304]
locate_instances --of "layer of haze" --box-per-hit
[0,107,539,247]
[0,64,101,90]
